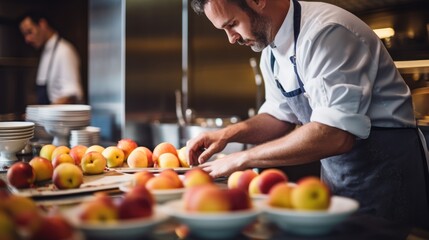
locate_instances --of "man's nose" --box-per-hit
[226,30,239,44]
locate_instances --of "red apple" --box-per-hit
[7,162,36,189]
[117,138,138,160]
[118,185,154,219]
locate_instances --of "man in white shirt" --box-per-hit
[19,12,83,104]
[187,0,429,229]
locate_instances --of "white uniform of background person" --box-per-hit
[36,33,83,103]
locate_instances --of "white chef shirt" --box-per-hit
[36,34,83,103]
[258,0,415,139]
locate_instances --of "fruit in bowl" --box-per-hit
[132,170,155,187]
[118,185,155,220]
[79,193,118,223]
[249,168,288,195]
[182,168,213,188]
[227,169,258,192]
[267,182,295,208]
[291,176,331,210]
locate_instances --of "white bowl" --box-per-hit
[63,205,168,239]
[161,199,261,239]
[0,121,35,130]
[0,138,31,167]
[260,196,359,236]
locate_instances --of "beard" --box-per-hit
[238,8,271,52]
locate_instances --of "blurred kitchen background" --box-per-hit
[0,0,429,149]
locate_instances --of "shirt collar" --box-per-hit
[270,0,294,52]
[44,33,59,52]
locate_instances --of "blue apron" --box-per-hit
[271,0,429,228]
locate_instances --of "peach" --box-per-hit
[85,145,105,154]
[31,214,74,240]
[132,171,155,187]
[226,188,252,211]
[152,142,177,166]
[7,162,35,189]
[291,176,331,210]
[236,169,258,192]
[267,182,294,208]
[158,153,181,168]
[145,175,177,190]
[2,195,41,233]
[52,163,83,189]
[159,169,184,188]
[39,144,56,161]
[177,146,190,168]
[52,153,75,169]
[184,184,231,212]
[117,138,138,160]
[118,185,154,219]
[127,148,148,168]
[79,193,118,223]
[29,156,54,182]
[102,146,125,168]
[227,170,243,189]
[138,146,154,167]
[80,151,107,175]
[69,145,88,165]
[183,168,213,188]
[51,146,70,162]
[254,169,288,194]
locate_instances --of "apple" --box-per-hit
[183,168,213,188]
[85,145,105,154]
[69,145,88,165]
[227,170,243,189]
[102,146,125,168]
[52,163,83,189]
[118,185,154,219]
[132,170,155,187]
[127,148,148,168]
[226,188,252,211]
[159,169,184,188]
[29,157,54,182]
[7,162,36,189]
[158,153,181,168]
[79,193,118,223]
[30,214,74,240]
[248,169,287,195]
[39,144,56,161]
[152,142,177,167]
[236,169,258,193]
[184,184,231,212]
[51,146,70,162]
[80,151,107,175]
[51,153,75,169]
[267,182,294,208]
[117,138,138,160]
[291,176,331,210]
[145,175,178,190]
[177,146,190,168]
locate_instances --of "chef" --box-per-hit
[19,12,83,105]
[186,0,429,229]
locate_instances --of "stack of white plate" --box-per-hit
[26,105,91,146]
[0,121,35,170]
[69,126,101,148]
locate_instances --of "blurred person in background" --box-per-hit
[19,12,83,105]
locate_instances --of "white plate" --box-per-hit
[161,199,261,239]
[110,167,192,174]
[259,196,359,236]
[62,205,168,239]
[119,183,186,203]
[10,171,134,197]
[0,121,35,130]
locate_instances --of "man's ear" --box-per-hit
[246,0,266,12]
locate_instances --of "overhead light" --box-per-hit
[373,27,395,39]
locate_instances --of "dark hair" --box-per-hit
[17,11,56,29]
[191,0,249,15]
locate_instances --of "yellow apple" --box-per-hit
[177,146,190,168]
[291,176,331,210]
[52,163,83,189]
[29,156,54,182]
[81,151,107,175]
[39,144,56,161]
[51,146,70,162]
[267,182,294,208]
[127,148,148,168]
[51,153,75,169]
[102,146,125,168]
[69,145,88,165]
[79,193,118,223]
[158,153,181,168]
[85,145,105,154]
[183,168,213,188]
